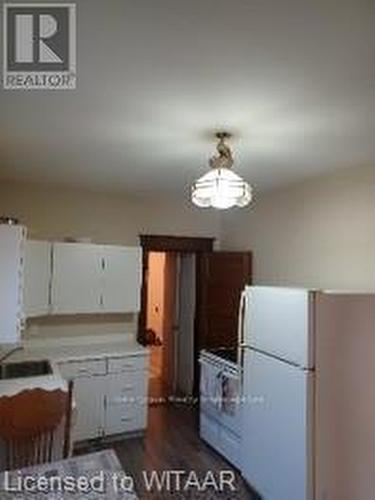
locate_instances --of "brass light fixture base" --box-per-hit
[214,131,232,140]
[209,132,233,170]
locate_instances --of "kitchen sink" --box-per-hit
[0,360,53,380]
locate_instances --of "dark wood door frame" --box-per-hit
[137,234,215,346]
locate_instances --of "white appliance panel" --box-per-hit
[241,349,313,500]
[244,286,313,368]
[199,352,241,467]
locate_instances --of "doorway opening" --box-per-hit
[138,235,215,406]
[146,251,196,404]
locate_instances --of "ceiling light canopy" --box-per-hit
[191,132,252,209]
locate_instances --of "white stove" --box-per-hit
[199,349,241,468]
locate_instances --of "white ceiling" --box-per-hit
[1,0,375,196]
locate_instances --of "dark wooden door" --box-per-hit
[196,252,252,350]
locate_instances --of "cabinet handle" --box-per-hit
[20,317,26,331]
[77,368,89,374]
[121,417,133,423]
[121,385,134,391]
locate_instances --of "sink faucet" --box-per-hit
[0,345,23,364]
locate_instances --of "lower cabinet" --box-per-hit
[73,376,107,441]
[104,374,147,435]
[57,354,149,443]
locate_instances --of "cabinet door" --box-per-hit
[24,241,51,317]
[0,226,26,343]
[72,376,106,442]
[101,246,142,313]
[51,243,102,314]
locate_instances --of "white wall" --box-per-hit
[0,180,220,244]
[221,165,375,290]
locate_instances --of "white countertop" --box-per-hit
[0,334,149,397]
[10,333,149,363]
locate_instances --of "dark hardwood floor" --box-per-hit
[76,404,258,499]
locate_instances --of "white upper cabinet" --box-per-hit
[101,246,142,313]
[0,225,26,344]
[51,243,102,314]
[24,240,51,317]
[24,241,142,316]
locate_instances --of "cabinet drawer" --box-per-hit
[107,356,146,374]
[105,403,147,435]
[58,359,107,379]
[106,373,148,405]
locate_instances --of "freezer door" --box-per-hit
[241,349,314,500]
[244,286,314,368]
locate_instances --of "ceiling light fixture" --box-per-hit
[191,132,252,209]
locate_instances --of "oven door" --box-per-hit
[199,356,224,417]
[200,356,241,434]
[220,369,241,434]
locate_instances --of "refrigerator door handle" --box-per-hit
[237,290,247,385]
[237,290,247,345]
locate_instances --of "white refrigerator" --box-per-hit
[239,286,315,500]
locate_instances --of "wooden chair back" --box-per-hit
[0,381,73,470]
